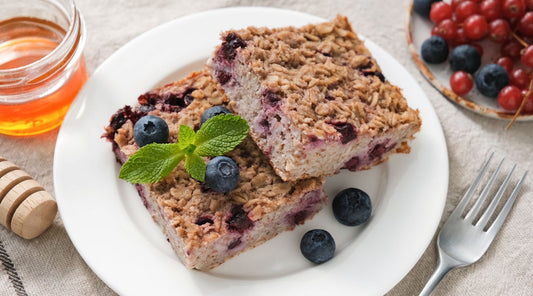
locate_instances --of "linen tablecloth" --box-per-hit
[1,0,532,295]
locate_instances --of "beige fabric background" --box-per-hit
[1,0,532,295]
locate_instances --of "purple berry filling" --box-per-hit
[308,135,320,142]
[262,90,281,107]
[195,215,214,225]
[370,143,388,159]
[216,71,232,85]
[135,184,150,209]
[325,94,336,101]
[221,32,247,60]
[356,60,374,71]
[343,156,361,171]
[292,210,311,225]
[228,237,242,250]
[288,189,325,226]
[328,121,357,144]
[213,33,246,86]
[259,118,270,130]
[362,70,385,82]
[226,205,254,233]
[105,105,147,140]
[138,88,196,113]
[343,139,396,171]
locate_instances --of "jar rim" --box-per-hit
[0,0,83,81]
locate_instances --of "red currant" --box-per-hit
[495,56,514,73]
[502,0,526,19]
[498,85,523,110]
[452,0,470,10]
[464,14,489,39]
[489,19,512,43]
[510,68,532,89]
[434,19,458,41]
[456,1,480,22]
[501,40,523,59]
[431,2,454,24]
[526,0,533,10]
[518,12,533,37]
[453,27,471,45]
[450,71,474,95]
[480,0,503,22]
[431,25,440,36]
[521,45,533,67]
[522,90,533,113]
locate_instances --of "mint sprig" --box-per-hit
[119,114,249,183]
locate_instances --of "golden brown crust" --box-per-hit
[209,15,421,181]
[215,15,420,141]
[105,69,326,269]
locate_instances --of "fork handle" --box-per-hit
[419,254,459,296]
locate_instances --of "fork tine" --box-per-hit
[486,170,528,237]
[450,152,494,218]
[475,164,516,228]
[464,158,504,223]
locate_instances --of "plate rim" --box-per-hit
[53,6,449,296]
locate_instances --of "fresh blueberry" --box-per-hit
[332,188,372,226]
[200,106,232,126]
[413,0,442,18]
[133,115,169,147]
[205,156,239,193]
[421,36,449,64]
[300,229,335,264]
[475,64,510,98]
[449,45,481,74]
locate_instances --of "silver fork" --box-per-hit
[419,153,528,296]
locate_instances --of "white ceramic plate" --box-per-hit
[407,1,533,121]
[54,7,448,296]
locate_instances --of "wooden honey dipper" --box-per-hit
[0,156,57,239]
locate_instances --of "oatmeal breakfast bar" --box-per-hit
[209,15,422,181]
[103,70,327,270]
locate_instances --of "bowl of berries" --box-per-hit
[408,0,533,126]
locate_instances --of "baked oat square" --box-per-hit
[209,15,421,181]
[103,70,326,270]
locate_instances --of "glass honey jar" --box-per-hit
[0,0,88,136]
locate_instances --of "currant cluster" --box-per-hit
[416,0,533,115]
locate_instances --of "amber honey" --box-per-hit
[0,2,87,136]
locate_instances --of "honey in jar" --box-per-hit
[0,0,88,136]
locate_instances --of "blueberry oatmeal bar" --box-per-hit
[209,15,422,181]
[103,70,327,270]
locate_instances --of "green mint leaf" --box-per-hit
[119,143,184,183]
[194,114,249,157]
[184,152,206,182]
[182,144,196,155]
[178,124,196,150]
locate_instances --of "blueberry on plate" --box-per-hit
[300,229,335,264]
[475,64,510,98]
[413,0,441,18]
[200,106,232,126]
[421,36,449,64]
[133,115,169,147]
[449,45,481,74]
[205,156,239,193]
[332,188,372,226]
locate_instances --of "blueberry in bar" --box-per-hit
[208,15,422,181]
[103,70,327,270]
